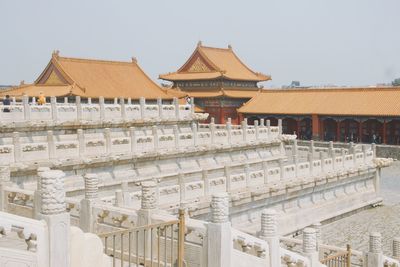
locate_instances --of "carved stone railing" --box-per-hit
[0,96,197,125]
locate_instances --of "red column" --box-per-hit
[312,114,320,140]
[383,119,387,144]
[358,120,363,143]
[237,113,244,124]
[220,108,225,124]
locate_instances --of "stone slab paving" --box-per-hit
[321,161,400,254]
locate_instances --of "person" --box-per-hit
[37,92,46,105]
[2,95,11,112]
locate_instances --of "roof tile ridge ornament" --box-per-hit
[131,57,138,64]
[52,50,60,59]
[197,40,202,47]
[228,44,232,50]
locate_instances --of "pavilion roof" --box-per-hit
[159,42,271,82]
[166,87,261,99]
[238,87,400,117]
[2,51,173,99]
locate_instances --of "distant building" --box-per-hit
[238,87,400,145]
[159,42,271,124]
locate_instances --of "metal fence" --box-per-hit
[99,210,185,267]
[321,244,351,267]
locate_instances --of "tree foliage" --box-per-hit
[392,78,400,86]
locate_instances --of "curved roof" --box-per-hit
[159,43,271,82]
[4,52,173,100]
[238,87,400,117]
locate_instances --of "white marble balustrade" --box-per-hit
[0,95,194,124]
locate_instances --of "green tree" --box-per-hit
[392,78,400,86]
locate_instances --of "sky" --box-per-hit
[0,0,399,88]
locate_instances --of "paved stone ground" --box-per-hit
[320,161,400,254]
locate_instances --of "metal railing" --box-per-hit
[99,210,185,267]
[321,244,351,267]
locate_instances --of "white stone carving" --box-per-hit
[141,181,158,210]
[210,193,229,223]
[40,170,66,215]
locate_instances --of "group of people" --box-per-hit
[2,92,46,112]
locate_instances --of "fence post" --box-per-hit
[77,129,85,157]
[139,97,145,119]
[254,120,259,140]
[12,132,21,162]
[120,97,126,121]
[40,169,70,267]
[226,118,232,145]
[130,127,136,153]
[157,98,163,119]
[192,122,198,146]
[173,125,179,148]
[207,193,231,267]
[76,96,82,121]
[152,126,159,151]
[241,119,247,142]
[347,244,352,267]
[173,97,180,120]
[302,227,319,267]
[178,209,185,267]
[99,96,105,121]
[47,130,56,159]
[278,119,282,135]
[22,95,30,121]
[210,118,215,145]
[80,173,99,233]
[364,232,383,267]
[267,120,271,139]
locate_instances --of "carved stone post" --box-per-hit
[244,163,250,187]
[173,97,180,120]
[278,119,283,135]
[115,190,123,207]
[47,130,56,160]
[173,125,179,148]
[104,128,111,154]
[293,155,299,177]
[224,165,231,192]
[371,143,376,158]
[12,132,21,162]
[202,169,209,197]
[302,228,319,267]
[80,173,99,233]
[254,120,259,140]
[50,96,57,121]
[364,232,383,267]
[393,237,400,260]
[121,181,132,207]
[178,173,186,204]
[157,98,163,119]
[77,129,85,157]
[262,160,268,184]
[260,118,265,127]
[138,181,159,256]
[210,118,216,145]
[0,166,11,211]
[279,158,285,180]
[139,97,145,119]
[129,127,136,153]
[311,222,322,248]
[207,193,231,267]
[293,139,298,156]
[75,96,82,121]
[241,119,248,142]
[33,167,50,218]
[152,126,159,150]
[308,153,314,175]
[192,122,198,146]
[260,209,280,267]
[226,118,232,145]
[22,95,30,121]
[40,169,70,267]
[120,97,126,120]
[320,151,325,173]
[267,120,271,139]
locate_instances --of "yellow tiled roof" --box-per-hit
[159,43,271,82]
[3,52,174,100]
[238,87,400,117]
[0,84,77,98]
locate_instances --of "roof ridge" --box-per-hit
[199,45,231,52]
[58,56,135,66]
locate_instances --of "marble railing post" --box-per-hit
[224,165,231,192]
[293,155,299,177]
[262,160,268,184]
[310,140,315,155]
[178,173,186,204]
[293,139,298,156]
[115,190,123,207]
[77,129,85,157]
[22,95,30,121]
[173,97,180,120]
[127,98,132,105]
[129,127,137,152]
[364,232,383,267]
[0,166,11,211]
[120,97,126,120]
[279,158,285,180]
[254,120,259,140]
[50,96,57,121]
[210,118,216,145]
[278,119,283,135]
[113,97,118,105]
[371,143,376,158]
[157,98,163,119]
[260,209,280,267]
[362,145,368,164]
[152,126,159,150]
[226,118,232,145]
[192,122,198,146]
[244,163,250,186]
[104,128,111,154]
[202,169,210,197]
[80,173,99,233]
[138,181,159,256]
[302,228,319,267]
[12,132,21,162]
[121,181,132,206]
[139,97,145,119]
[241,119,248,142]
[173,125,179,148]
[267,120,271,139]
[76,96,82,121]
[190,97,195,116]
[88,97,92,105]
[64,97,68,104]
[341,148,346,168]
[34,167,50,218]
[260,118,265,127]
[311,222,322,248]
[308,153,314,175]
[40,169,70,267]
[328,141,334,157]
[47,131,56,159]
[320,152,325,173]
[207,193,231,267]
[349,142,355,154]
[393,237,400,260]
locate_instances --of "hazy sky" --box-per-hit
[1,0,399,88]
